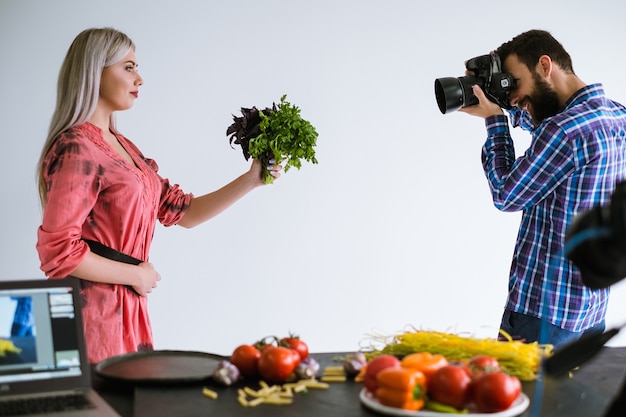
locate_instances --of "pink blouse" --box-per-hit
[37,122,192,363]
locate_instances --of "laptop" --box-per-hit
[0,278,120,416]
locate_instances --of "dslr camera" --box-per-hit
[435,54,516,114]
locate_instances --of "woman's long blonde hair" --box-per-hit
[37,27,135,206]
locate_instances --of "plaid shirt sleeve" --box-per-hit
[481,114,576,212]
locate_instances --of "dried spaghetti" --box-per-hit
[365,330,551,381]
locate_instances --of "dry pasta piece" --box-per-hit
[247,397,265,407]
[295,380,330,389]
[320,375,347,382]
[292,384,308,393]
[263,396,293,406]
[236,377,330,407]
[201,387,218,400]
[322,366,345,376]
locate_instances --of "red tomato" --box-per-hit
[280,336,309,360]
[466,355,500,377]
[288,347,302,367]
[364,354,401,394]
[258,344,275,353]
[428,364,472,410]
[230,344,261,379]
[257,346,298,383]
[471,371,522,413]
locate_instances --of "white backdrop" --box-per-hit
[1,0,625,355]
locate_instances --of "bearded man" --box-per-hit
[461,29,626,348]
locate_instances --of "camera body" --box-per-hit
[435,54,516,114]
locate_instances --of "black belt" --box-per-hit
[82,239,143,265]
[82,239,143,295]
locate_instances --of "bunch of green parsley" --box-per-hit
[227,95,318,184]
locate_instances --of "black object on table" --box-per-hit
[93,348,626,417]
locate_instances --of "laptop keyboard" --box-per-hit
[0,393,95,416]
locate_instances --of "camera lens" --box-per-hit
[435,76,481,114]
[435,78,463,114]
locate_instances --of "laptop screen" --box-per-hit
[0,278,90,396]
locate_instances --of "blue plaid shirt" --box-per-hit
[482,84,626,332]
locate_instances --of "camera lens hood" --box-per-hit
[434,77,464,114]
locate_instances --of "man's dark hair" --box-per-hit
[496,29,575,74]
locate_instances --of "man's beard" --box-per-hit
[526,72,561,127]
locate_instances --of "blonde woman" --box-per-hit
[36,27,281,363]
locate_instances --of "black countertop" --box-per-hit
[93,347,626,417]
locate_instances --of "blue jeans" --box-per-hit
[498,309,605,349]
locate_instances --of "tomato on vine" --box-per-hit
[280,335,309,360]
[257,345,299,383]
[229,344,261,379]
